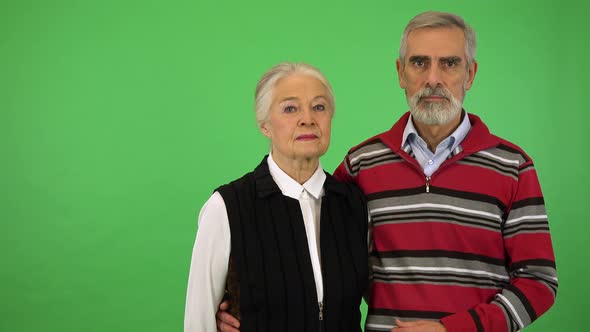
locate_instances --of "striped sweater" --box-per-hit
[334,112,557,332]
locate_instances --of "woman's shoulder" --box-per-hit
[215,156,270,193]
[324,172,366,200]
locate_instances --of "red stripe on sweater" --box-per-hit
[513,169,544,200]
[505,233,555,262]
[512,277,556,316]
[433,164,516,206]
[373,222,505,259]
[359,163,424,194]
[370,282,499,313]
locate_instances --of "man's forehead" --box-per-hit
[406,26,466,58]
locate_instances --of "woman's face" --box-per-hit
[261,73,333,165]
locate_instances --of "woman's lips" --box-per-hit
[296,134,318,141]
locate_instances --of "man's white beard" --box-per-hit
[408,85,463,125]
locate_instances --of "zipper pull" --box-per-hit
[318,301,324,321]
[425,176,431,193]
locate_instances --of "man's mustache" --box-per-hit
[416,86,452,100]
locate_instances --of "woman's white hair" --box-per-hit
[399,11,477,68]
[254,62,335,127]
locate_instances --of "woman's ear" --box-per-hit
[260,122,271,138]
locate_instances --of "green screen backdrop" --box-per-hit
[2,0,588,331]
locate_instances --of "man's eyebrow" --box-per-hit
[408,55,430,62]
[440,56,462,63]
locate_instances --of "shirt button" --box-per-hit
[428,160,434,165]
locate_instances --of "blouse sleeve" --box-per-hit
[184,192,231,332]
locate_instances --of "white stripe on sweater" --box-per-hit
[373,265,510,281]
[350,148,392,164]
[505,214,547,225]
[371,203,502,221]
[477,151,520,165]
[496,293,525,329]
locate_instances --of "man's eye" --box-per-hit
[284,106,297,113]
[412,60,425,67]
[313,104,326,111]
[443,59,461,68]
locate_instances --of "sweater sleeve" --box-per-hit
[333,154,355,184]
[441,161,558,332]
[336,156,375,303]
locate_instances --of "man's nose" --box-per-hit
[425,64,443,87]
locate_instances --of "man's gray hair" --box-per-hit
[254,62,335,127]
[399,11,477,68]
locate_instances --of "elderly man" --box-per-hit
[214,11,557,332]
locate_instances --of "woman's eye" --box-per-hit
[313,104,325,111]
[284,106,297,113]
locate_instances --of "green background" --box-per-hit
[2,0,587,331]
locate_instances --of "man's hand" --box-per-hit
[391,319,446,332]
[216,301,240,332]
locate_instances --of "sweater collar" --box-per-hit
[381,111,500,156]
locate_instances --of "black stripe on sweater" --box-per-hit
[376,249,505,266]
[463,154,519,177]
[372,210,501,231]
[368,308,450,320]
[372,274,507,288]
[503,225,550,238]
[432,187,507,212]
[506,284,537,321]
[515,271,558,290]
[372,208,500,223]
[372,270,506,281]
[348,138,383,153]
[368,186,507,213]
[519,164,535,173]
[511,197,545,210]
[351,154,402,173]
[469,309,484,332]
[367,187,427,200]
[510,258,556,271]
[496,144,530,163]
[495,298,518,332]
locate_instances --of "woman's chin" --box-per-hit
[293,148,327,161]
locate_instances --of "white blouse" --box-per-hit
[184,154,327,332]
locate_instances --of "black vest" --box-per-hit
[217,156,368,332]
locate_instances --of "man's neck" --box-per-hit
[412,113,462,153]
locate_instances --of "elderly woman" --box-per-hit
[184,62,368,332]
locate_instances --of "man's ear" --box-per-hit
[396,58,406,89]
[464,60,478,91]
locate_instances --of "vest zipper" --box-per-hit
[425,176,431,193]
[318,300,324,331]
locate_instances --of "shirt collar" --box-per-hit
[401,111,472,151]
[267,153,326,200]
[449,111,471,152]
[401,114,420,149]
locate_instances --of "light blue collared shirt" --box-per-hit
[401,112,471,177]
